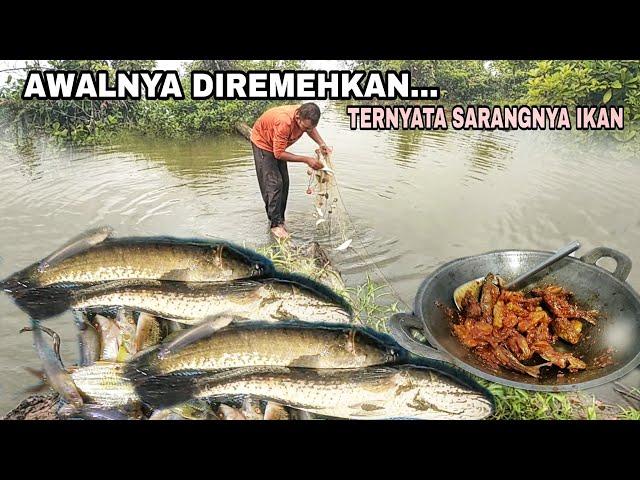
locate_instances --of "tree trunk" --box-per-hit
[235,122,252,142]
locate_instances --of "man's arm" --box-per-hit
[307,127,332,155]
[273,122,323,169]
[278,151,318,165]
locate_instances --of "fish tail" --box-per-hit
[11,285,74,320]
[126,369,211,409]
[127,365,279,409]
[0,273,30,297]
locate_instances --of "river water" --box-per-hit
[1,101,639,414]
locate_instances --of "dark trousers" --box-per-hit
[252,142,289,228]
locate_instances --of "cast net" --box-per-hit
[306,149,411,319]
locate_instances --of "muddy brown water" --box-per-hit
[1,102,639,415]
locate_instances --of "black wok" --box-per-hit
[389,247,640,391]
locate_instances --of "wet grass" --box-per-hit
[259,240,638,421]
[480,381,575,420]
[617,407,640,420]
[258,240,340,285]
[258,241,398,331]
[346,275,399,333]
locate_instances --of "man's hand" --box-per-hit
[305,156,324,170]
[319,144,333,156]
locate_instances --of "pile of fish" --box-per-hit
[1,227,494,420]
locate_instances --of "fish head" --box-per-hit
[384,346,403,364]
[250,263,265,276]
[485,273,500,287]
[205,245,230,272]
[199,244,243,279]
[397,368,495,420]
[345,328,403,364]
[206,245,267,279]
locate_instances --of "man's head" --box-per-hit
[295,103,321,133]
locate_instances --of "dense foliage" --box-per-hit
[2,59,639,144]
[0,60,303,144]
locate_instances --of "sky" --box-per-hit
[0,60,343,85]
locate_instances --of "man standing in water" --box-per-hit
[251,102,331,239]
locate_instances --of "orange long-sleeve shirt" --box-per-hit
[250,105,305,159]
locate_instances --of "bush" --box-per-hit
[0,60,303,144]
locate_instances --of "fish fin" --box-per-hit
[22,382,51,395]
[63,406,131,421]
[24,366,46,380]
[222,242,276,277]
[263,402,290,420]
[37,226,113,273]
[30,320,83,408]
[20,325,62,362]
[212,279,264,294]
[157,314,236,358]
[70,279,163,300]
[158,268,196,281]
[134,312,161,353]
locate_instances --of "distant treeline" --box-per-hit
[1,60,639,144]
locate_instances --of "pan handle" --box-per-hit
[388,313,447,362]
[579,247,632,282]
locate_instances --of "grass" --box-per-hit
[617,407,640,420]
[346,276,399,332]
[258,240,339,284]
[259,240,639,421]
[258,241,399,331]
[480,381,575,420]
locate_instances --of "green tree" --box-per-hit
[489,60,536,100]
[526,60,640,119]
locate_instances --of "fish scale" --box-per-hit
[127,323,401,376]
[1,236,275,320]
[185,366,494,420]
[70,362,138,407]
[3,236,273,290]
[71,278,352,325]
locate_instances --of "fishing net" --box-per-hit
[306,150,351,251]
[306,149,411,316]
